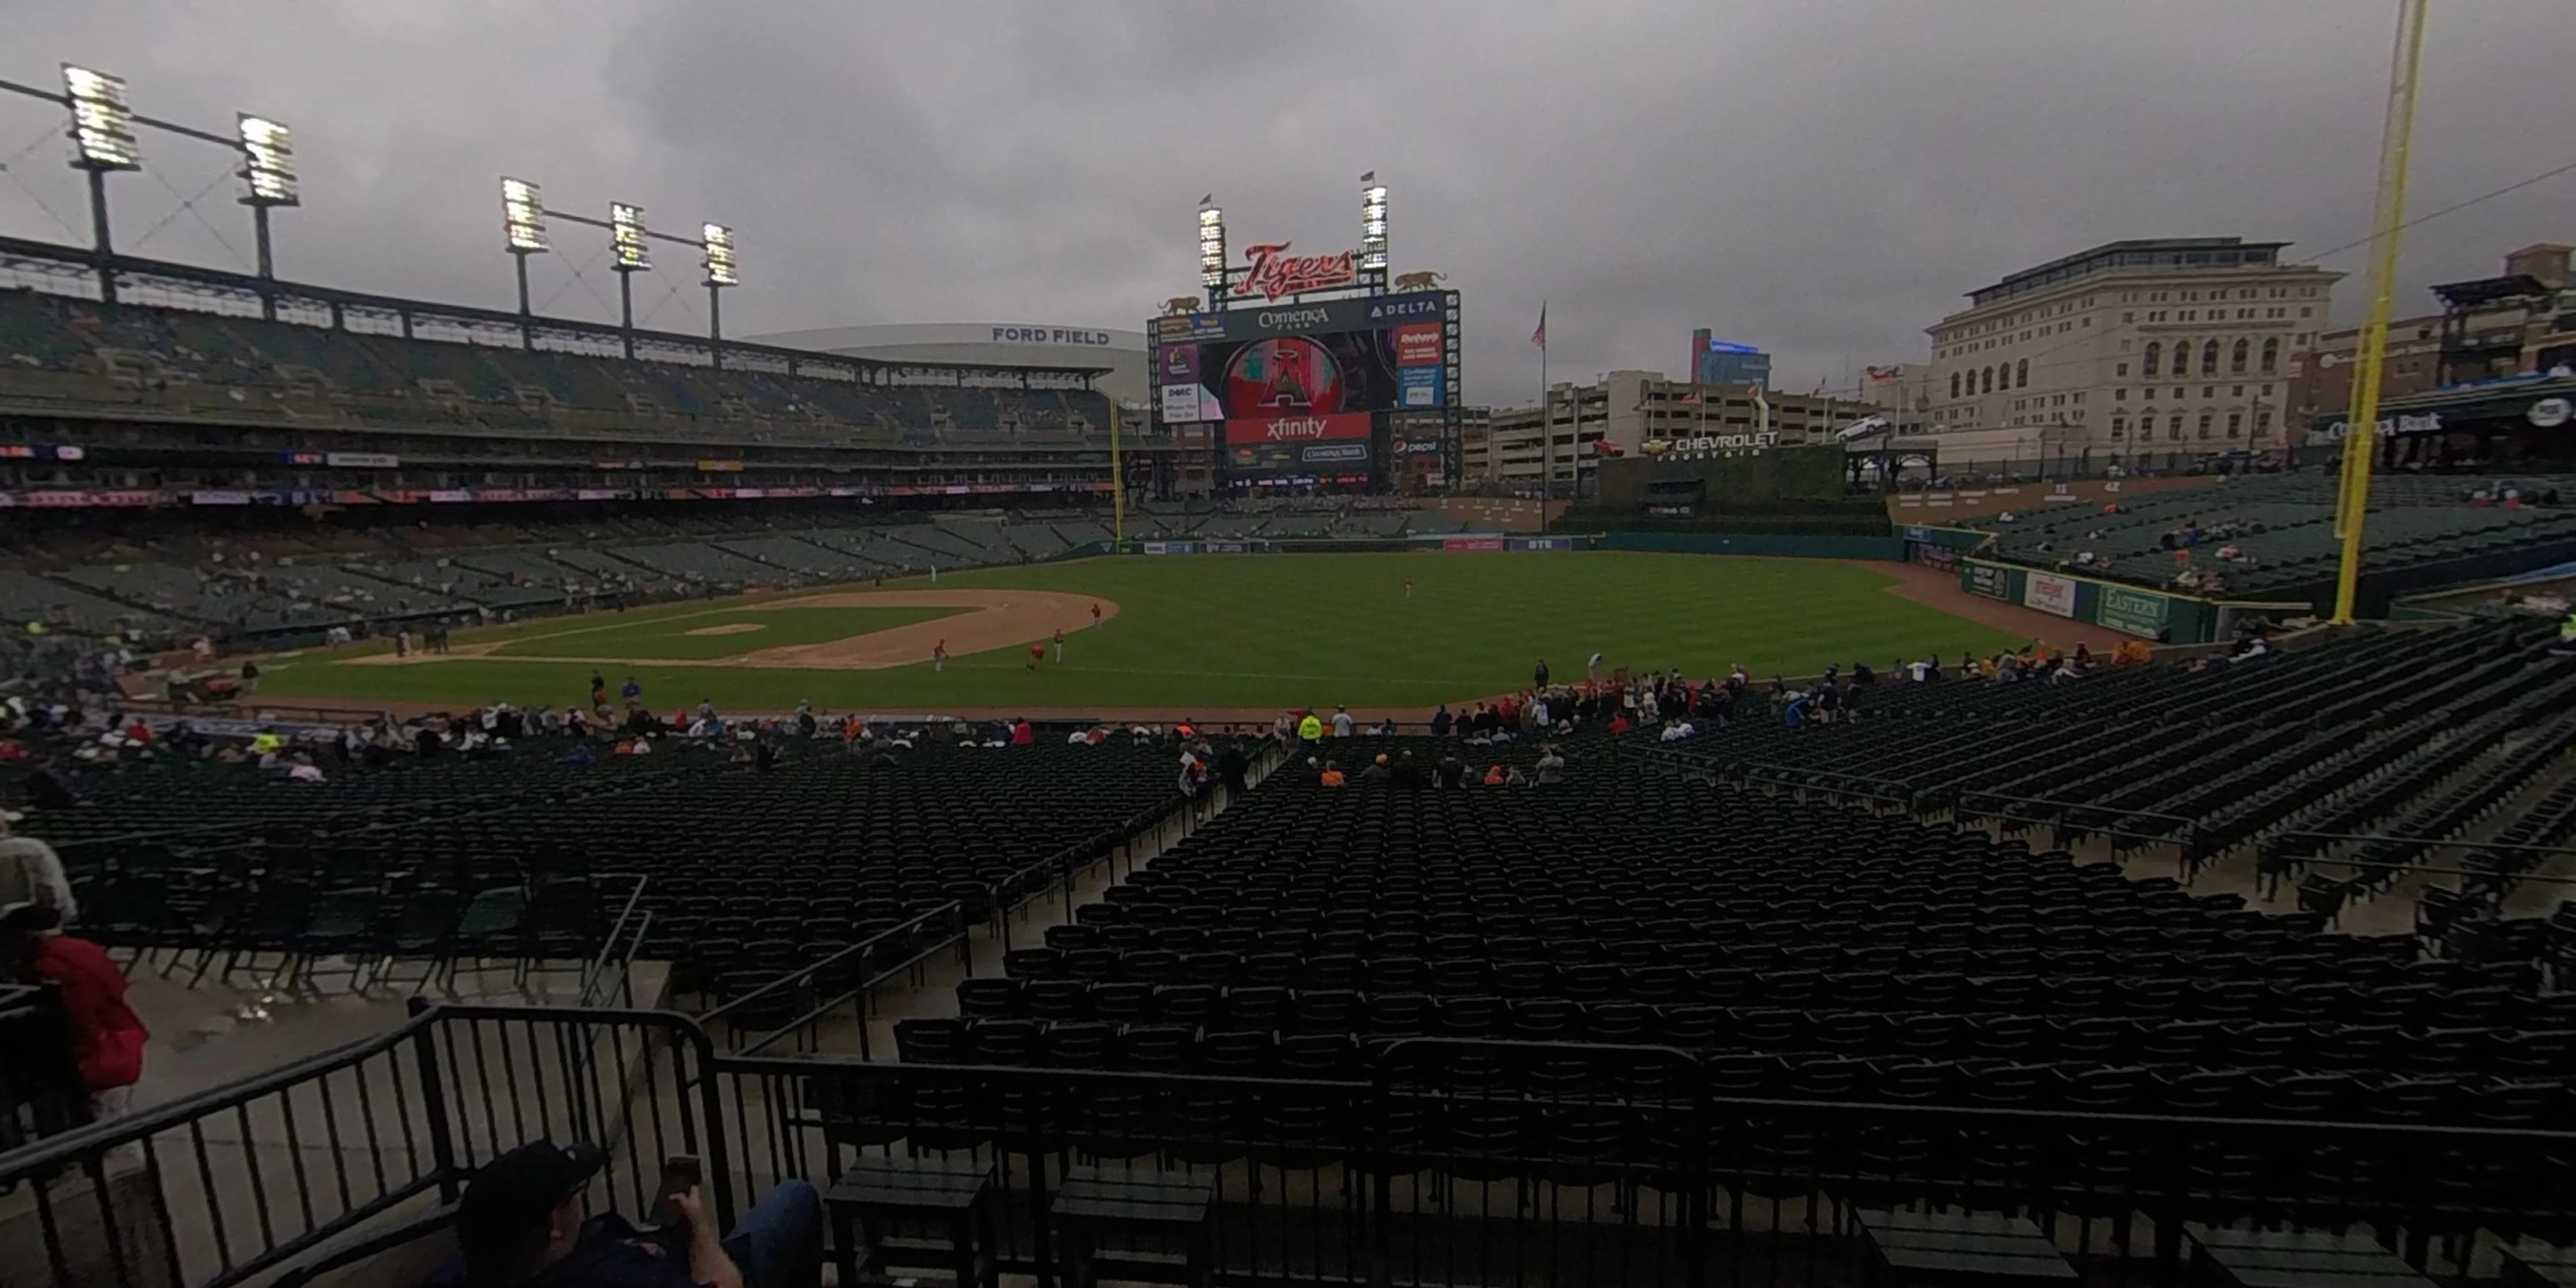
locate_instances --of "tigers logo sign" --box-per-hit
[1231,242,1359,301]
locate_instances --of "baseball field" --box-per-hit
[247,552,2039,717]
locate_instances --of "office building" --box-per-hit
[1925,237,2341,465]
[1462,369,1876,493]
[1690,330,1771,387]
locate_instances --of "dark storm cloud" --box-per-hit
[8,0,2572,404]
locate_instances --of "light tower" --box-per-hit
[236,114,297,319]
[1360,174,1388,295]
[609,201,650,359]
[500,177,547,349]
[702,223,737,369]
[1197,201,1226,309]
[63,65,141,303]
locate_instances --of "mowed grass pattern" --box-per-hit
[490,605,964,661]
[255,553,2024,713]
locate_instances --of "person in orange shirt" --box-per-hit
[1483,763,1507,786]
[1319,760,1346,787]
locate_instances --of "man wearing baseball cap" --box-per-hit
[452,1140,819,1287]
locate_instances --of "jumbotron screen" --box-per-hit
[1158,326,1443,423]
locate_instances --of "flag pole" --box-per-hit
[1536,301,1550,505]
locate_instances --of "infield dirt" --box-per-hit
[341,589,1116,670]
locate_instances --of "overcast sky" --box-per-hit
[8,0,2572,405]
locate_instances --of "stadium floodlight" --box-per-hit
[610,202,650,271]
[1197,205,1226,292]
[1360,183,1388,272]
[702,222,738,286]
[501,177,547,252]
[63,65,140,171]
[236,114,297,205]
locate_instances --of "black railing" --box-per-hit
[0,985,87,1157]
[4,1004,2573,1288]
[699,901,970,1058]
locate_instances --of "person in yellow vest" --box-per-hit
[250,729,286,765]
[1296,710,1324,744]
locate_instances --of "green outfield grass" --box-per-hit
[251,552,2025,713]
[488,604,964,661]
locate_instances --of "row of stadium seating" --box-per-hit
[0,287,1108,447]
[49,736,1195,1014]
[1974,469,2576,598]
[917,619,2576,1129]
[0,502,1478,641]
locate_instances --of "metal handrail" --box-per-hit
[736,908,974,1057]
[576,872,651,1007]
[700,899,963,1030]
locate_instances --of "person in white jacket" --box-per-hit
[0,811,75,924]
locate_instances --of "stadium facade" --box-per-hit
[745,323,1151,404]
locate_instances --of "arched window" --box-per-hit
[2015,358,2029,388]
[2200,339,2221,375]
[1980,366,1994,394]
[2144,342,2162,377]
[2230,338,2250,374]
[1949,371,1961,399]
[2260,337,2279,373]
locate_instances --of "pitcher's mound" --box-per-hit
[683,623,766,637]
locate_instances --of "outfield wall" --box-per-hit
[1596,531,1906,560]
[1954,557,2302,645]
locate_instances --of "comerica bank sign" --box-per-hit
[989,326,1115,347]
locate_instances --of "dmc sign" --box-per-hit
[990,326,1113,347]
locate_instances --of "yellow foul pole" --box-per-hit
[1108,396,1126,545]
[2330,0,2431,625]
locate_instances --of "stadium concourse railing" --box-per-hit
[3,1003,2573,1288]
[0,985,90,1156]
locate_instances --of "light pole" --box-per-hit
[63,65,142,303]
[702,223,736,369]
[500,178,547,350]
[236,114,297,319]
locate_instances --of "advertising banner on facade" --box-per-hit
[1508,536,1574,552]
[1443,536,1506,552]
[1222,413,1373,446]
[1152,291,1449,344]
[1398,366,1445,408]
[1968,563,2011,601]
[2023,572,2078,618]
[2098,586,2173,638]
[1395,323,1444,367]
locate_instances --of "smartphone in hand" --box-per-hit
[651,1155,702,1230]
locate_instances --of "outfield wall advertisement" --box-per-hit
[1960,558,2215,643]
[2023,573,2078,618]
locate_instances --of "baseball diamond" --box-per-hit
[245,552,2040,715]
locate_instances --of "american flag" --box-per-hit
[1359,170,1375,184]
[1530,303,1547,350]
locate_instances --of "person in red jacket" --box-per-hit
[3,904,147,1116]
